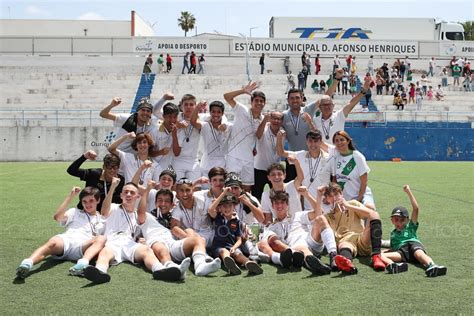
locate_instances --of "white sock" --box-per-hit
[321,228,337,254]
[96,264,109,273]
[245,240,258,256]
[151,261,164,272]
[179,257,191,280]
[193,252,221,276]
[164,260,179,268]
[21,258,33,269]
[77,258,89,266]
[271,253,281,265]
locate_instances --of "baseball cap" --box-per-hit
[391,206,409,218]
[225,172,242,187]
[219,193,238,205]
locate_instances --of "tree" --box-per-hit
[461,21,473,41]
[178,11,196,37]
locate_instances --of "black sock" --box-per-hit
[370,219,382,255]
[339,248,353,261]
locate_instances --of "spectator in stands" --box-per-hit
[297,70,305,91]
[283,56,290,74]
[311,79,319,94]
[315,54,321,75]
[301,52,307,67]
[362,73,374,110]
[286,71,295,94]
[408,83,415,104]
[157,54,165,74]
[375,74,384,95]
[349,74,357,97]
[189,51,197,74]
[427,86,434,101]
[435,85,445,101]
[346,55,352,70]
[367,55,374,76]
[197,54,205,74]
[463,74,472,92]
[341,68,349,95]
[393,91,404,110]
[399,61,406,82]
[166,53,173,73]
[406,67,413,83]
[416,88,423,111]
[143,53,153,80]
[67,150,124,212]
[401,87,408,105]
[351,56,357,74]
[420,75,430,95]
[320,79,326,94]
[427,57,436,77]
[333,55,341,73]
[259,53,265,74]
[302,65,309,90]
[449,56,457,73]
[182,52,190,74]
[452,63,462,87]
[439,67,448,87]
[306,54,312,75]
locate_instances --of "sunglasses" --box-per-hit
[176,178,192,185]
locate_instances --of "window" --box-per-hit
[445,32,464,41]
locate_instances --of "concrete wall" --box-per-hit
[1,35,473,58]
[1,126,472,161]
[0,20,131,37]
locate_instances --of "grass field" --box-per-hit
[0,161,473,315]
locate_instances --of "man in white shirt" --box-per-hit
[223,81,265,192]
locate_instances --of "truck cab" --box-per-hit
[436,22,465,41]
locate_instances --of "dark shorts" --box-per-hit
[396,241,426,263]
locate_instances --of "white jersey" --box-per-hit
[171,195,213,234]
[199,121,229,171]
[254,124,280,171]
[139,212,174,242]
[261,180,302,222]
[150,123,174,169]
[117,150,162,184]
[289,211,313,237]
[175,113,201,163]
[60,207,105,238]
[291,150,332,209]
[265,217,291,244]
[113,114,159,153]
[331,150,370,201]
[104,203,139,239]
[313,109,346,145]
[226,102,263,163]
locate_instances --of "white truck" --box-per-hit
[269,17,465,41]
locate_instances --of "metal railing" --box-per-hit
[0,109,472,128]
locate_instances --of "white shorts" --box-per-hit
[146,233,187,262]
[173,159,200,182]
[260,229,289,245]
[106,234,143,265]
[198,229,215,248]
[51,233,87,261]
[289,232,324,255]
[200,157,226,177]
[226,156,254,185]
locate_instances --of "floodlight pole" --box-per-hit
[239,33,251,82]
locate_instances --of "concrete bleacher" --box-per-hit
[0,55,472,126]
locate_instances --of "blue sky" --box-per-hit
[1,0,472,37]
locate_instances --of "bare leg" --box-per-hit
[151,242,172,263]
[81,235,107,261]
[29,236,65,264]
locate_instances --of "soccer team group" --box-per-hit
[16,69,447,283]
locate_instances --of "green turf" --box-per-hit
[0,162,473,315]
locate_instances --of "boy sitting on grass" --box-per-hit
[381,185,447,277]
[208,189,263,276]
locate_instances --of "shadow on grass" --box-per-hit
[13,258,66,284]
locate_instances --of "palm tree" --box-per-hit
[178,11,196,37]
[461,21,473,40]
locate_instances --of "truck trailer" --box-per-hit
[269,17,465,41]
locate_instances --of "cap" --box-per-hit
[225,172,242,187]
[391,206,409,218]
[137,98,153,112]
[219,193,238,205]
[160,165,176,183]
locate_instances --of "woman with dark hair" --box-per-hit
[330,131,375,210]
[108,132,162,183]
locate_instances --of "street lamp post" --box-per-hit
[239,32,251,82]
[249,26,259,38]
